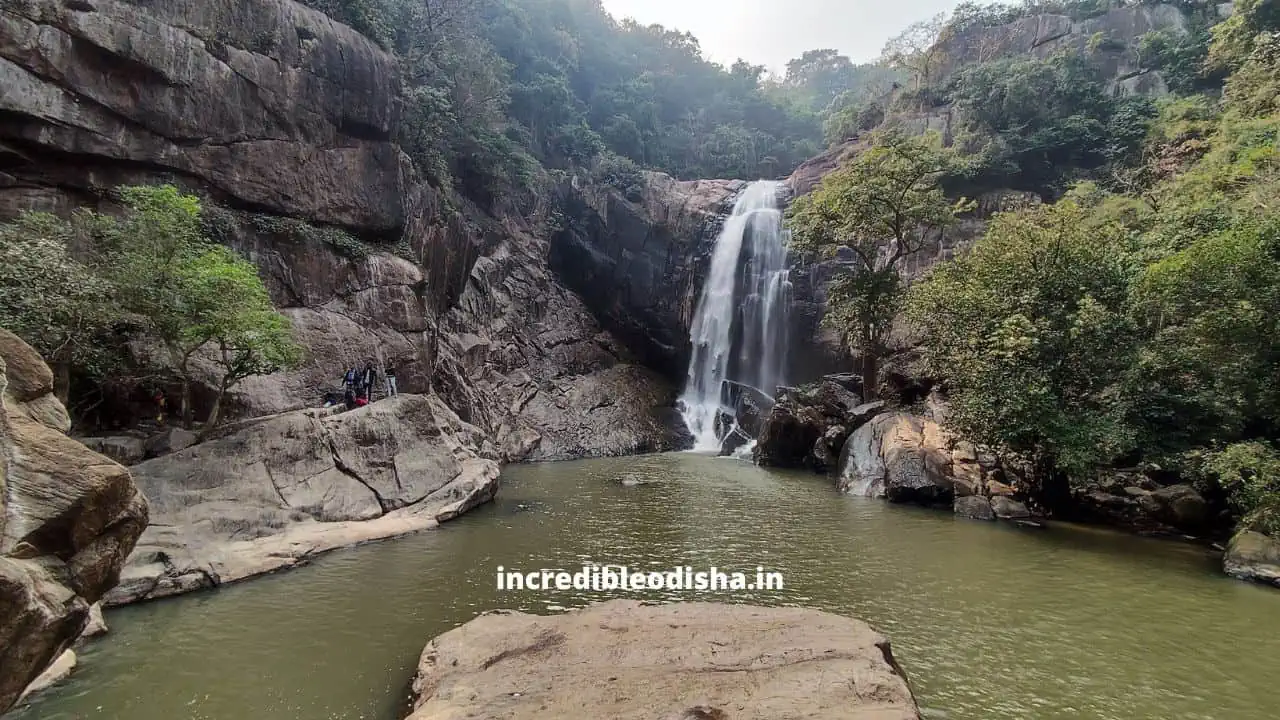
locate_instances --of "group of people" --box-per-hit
[325,361,398,410]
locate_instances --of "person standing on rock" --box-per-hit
[343,367,357,392]
[385,362,398,397]
[362,362,377,400]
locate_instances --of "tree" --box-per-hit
[881,12,947,90]
[905,202,1141,500]
[179,246,304,434]
[0,212,116,400]
[787,130,969,399]
[97,186,302,430]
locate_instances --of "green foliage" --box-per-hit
[97,186,302,428]
[823,100,887,145]
[250,214,373,259]
[788,131,970,395]
[1129,215,1280,453]
[0,212,116,385]
[950,51,1156,196]
[904,24,1280,538]
[1139,27,1215,95]
[1205,442,1280,535]
[906,202,1141,475]
[592,152,645,200]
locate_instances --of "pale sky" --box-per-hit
[599,0,964,74]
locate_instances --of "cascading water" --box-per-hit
[679,180,791,452]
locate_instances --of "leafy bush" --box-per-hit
[1206,443,1280,535]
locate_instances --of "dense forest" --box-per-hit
[299,0,906,205]
[791,0,1280,538]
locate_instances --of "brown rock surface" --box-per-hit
[0,330,148,713]
[105,395,500,606]
[408,600,921,720]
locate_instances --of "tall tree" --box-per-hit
[787,130,969,399]
[881,12,948,90]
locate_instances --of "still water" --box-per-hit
[16,453,1280,720]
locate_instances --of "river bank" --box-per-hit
[14,453,1280,720]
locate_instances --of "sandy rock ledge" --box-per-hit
[408,600,921,720]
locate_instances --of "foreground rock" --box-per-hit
[1224,531,1280,588]
[408,600,921,720]
[0,330,148,713]
[105,395,499,606]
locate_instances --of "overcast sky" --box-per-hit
[599,0,964,74]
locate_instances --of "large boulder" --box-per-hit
[408,600,921,720]
[753,377,881,471]
[0,329,148,713]
[838,412,960,505]
[1223,531,1280,588]
[105,395,499,606]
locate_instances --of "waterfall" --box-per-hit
[679,180,792,452]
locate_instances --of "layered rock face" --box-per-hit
[0,0,689,460]
[0,330,148,713]
[408,600,921,720]
[550,174,744,378]
[0,0,403,228]
[105,395,499,605]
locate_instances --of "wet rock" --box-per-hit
[754,404,823,468]
[550,174,745,376]
[76,603,108,643]
[991,497,1031,520]
[143,427,198,459]
[955,496,996,521]
[754,380,883,470]
[17,649,76,704]
[105,395,499,606]
[0,330,148,713]
[1223,531,1280,588]
[407,600,921,720]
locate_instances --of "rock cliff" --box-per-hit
[0,330,148,714]
[408,600,921,720]
[0,0,691,460]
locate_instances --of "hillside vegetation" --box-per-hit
[299,0,905,205]
[794,0,1280,538]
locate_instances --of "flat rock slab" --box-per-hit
[409,600,921,720]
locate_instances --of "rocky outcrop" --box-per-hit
[1223,531,1280,588]
[1069,470,1213,535]
[753,376,881,471]
[104,395,499,605]
[0,0,403,229]
[838,411,1009,507]
[933,4,1190,97]
[550,174,744,377]
[407,600,921,720]
[0,330,148,713]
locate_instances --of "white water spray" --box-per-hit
[679,180,792,452]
